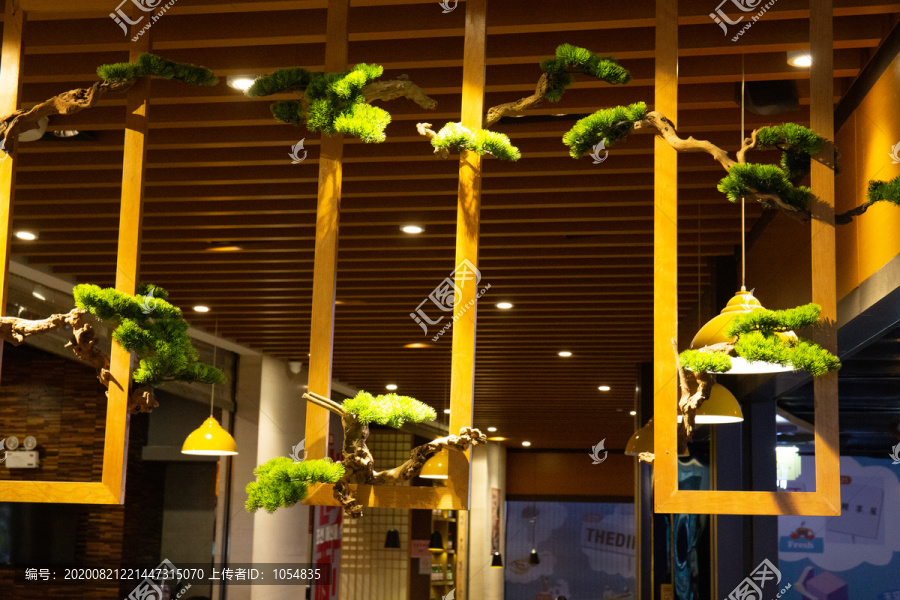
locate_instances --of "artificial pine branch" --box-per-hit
[835,173,900,224]
[418,122,521,161]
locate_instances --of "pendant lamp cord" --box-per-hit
[209,320,218,418]
[740,55,747,292]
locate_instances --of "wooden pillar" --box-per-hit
[102,26,152,502]
[449,0,487,597]
[0,0,25,381]
[652,0,679,511]
[305,0,350,461]
[809,0,840,510]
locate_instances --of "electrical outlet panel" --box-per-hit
[5,450,40,469]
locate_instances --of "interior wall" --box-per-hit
[468,442,506,600]
[506,451,634,500]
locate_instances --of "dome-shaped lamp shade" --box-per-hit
[181,417,238,456]
[491,552,503,568]
[420,448,449,479]
[529,549,540,565]
[384,529,401,549]
[428,531,444,551]
[690,289,797,375]
[675,384,744,425]
[625,420,689,457]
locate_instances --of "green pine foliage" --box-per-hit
[341,391,437,428]
[717,163,811,210]
[97,53,218,86]
[540,44,632,102]
[755,123,835,180]
[429,122,521,161]
[247,63,392,143]
[245,457,345,513]
[726,303,822,336]
[679,350,733,373]
[867,174,900,207]
[73,283,225,387]
[733,331,841,376]
[562,102,648,159]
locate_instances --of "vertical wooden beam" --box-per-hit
[0,0,25,380]
[449,0,487,596]
[653,0,679,512]
[306,0,350,461]
[103,27,152,502]
[810,0,840,511]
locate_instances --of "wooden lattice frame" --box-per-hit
[301,0,487,513]
[652,0,840,517]
[0,3,150,504]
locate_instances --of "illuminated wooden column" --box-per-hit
[0,0,25,380]
[652,0,679,511]
[305,0,350,461]
[809,0,840,510]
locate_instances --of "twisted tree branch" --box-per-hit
[415,122,450,159]
[362,75,438,110]
[484,72,552,128]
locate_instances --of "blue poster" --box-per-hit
[505,501,635,600]
[778,456,900,598]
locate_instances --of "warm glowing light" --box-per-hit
[386,384,398,391]
[15,231,37,241]
[227,75,257,90]
[598,385,611,391]
[558,351,572,357]
[443,408,451,414]
[193,305,211,313]
[496,302,514,309]
[32,291,46,301]
[404,342,432,349]
[487,436,508,441]
[629,410,637,416]
[522,441,532,447]
[487,427,497,432]
[401,225,424,234]
[787,51,812,67]
[206,244,243,252]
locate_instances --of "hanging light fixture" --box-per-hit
[491,552,503,568]
[428,530,444,551]
[384,528,401,549]
[625,419,689,457]
[182,324,238,456]
[420,448,450,479]
[529,548,540,565]
[689,57,798,376]
[528,507,540,565]
[676,384,744,424]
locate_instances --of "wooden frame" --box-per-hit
[302,0,486,511]
[0,4,149,504]
[653,0,840,516]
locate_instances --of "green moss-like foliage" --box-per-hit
[717,163,811,210]
[755,123,828,179]
[867,174,900,207]
[73,283,224,387]
[679,350,733,373]
[97,53,218,86]
[562,102,648,159]
[245,457,345,514]
[733,331,841,376]
[540,44,632,102]
[246,63,391,143]
[726,303,822,337]
[342,392,437,428]
[429,122,521,161]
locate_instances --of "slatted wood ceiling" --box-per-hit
[6,0,899,448]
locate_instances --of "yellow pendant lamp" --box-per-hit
[419,448,449,479]
[676,383,744,424]
[182,322,238,456]
[624,419,690,457]
[690,288,797,374]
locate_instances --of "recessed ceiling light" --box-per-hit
[386,384,398,391]
[193,305,210,313]
[401,225,423,234]
[206,242,243,252]
[522,441,532,447]
[487,436,507,441]
[558,351,572,357]
[598,385,611,392]
[32,291,45,301]
[443,409,451,414]
[496,302,513,310]
[227,75,257,91]
[404,342,432,349]
[15,231,37,241]
[787,51,811,67]
[487,427,497,432]
[629,410,637,416]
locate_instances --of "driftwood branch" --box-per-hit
[303,391,347,416]
[0,81,135,151]
[484,72,552,128]
[362,75,437,110]
[372,427,487,484]
[415,122,450,159]
[672,339,715,442]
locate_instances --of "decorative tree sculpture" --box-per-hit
[0,284,223,413]
[416,44,633,161]
[0,53,217,149]
[246,391,486,518]
[244,63,437,143]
